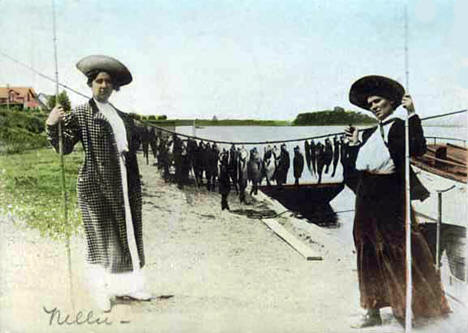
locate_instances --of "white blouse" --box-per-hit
[94,99,128,155]
[355,113,416,174]
[355,121,395,174]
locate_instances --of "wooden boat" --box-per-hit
[258,182,344,226]
[411,140,467,304]
[411,142,467,183]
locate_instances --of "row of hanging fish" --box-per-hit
[135,124,350,194]
[304,135,348,183]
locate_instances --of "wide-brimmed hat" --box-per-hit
[76,55,132,87]
[349,75,405,110]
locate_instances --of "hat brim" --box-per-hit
[349,75,405,110]
[76,55,132,87]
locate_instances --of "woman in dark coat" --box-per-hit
[344,75,449,328]
[46,55,151,311]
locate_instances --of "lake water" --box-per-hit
[176,124,467,185]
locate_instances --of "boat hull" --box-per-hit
[258,182,344,225]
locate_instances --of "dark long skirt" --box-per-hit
[353,173,450,321]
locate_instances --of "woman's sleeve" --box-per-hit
[46,111,81,155]
[409,115,427,157]
[342,144,361,194]
[389,115,427,158]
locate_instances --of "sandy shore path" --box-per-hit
[1,153,465,332]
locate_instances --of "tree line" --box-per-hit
[292,107,376,125]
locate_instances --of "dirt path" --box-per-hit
[0,154,465,332]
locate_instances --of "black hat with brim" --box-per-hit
[76,55,132,87]
[349,75,405,110]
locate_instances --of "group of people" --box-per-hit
[46,54,450,329]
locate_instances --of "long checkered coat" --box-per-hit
[47,99,144,273]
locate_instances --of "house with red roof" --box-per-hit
[0,86,41,110]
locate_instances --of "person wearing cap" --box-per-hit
[46,55,152,311]
[344,75,449,328]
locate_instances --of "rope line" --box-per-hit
[1,49,466,145]
[0,50,90,99]
[137,109,468,146]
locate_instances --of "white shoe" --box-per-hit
[94,293,111,312]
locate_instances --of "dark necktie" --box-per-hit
[379,122,388,147]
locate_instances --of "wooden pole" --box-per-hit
[404,4,413,332]
[436,192,442,271]
[52,0,74,311]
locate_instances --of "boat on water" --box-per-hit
[412,141,467,183]
[411,139,467,304]
[258,182,344,226]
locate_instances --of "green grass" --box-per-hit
[0,108,49,154]
[0,148,83,239]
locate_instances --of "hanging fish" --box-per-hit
[331,135,340,177]
[323,138,333,174]
[218,149,231,210]
[228,144,239,194]
[158,136,171,182]
[237,146,249,203]
[276,144,290,186]
[339,135,347,169]
[310,139,317,177]
[247,147,263,195]
[304,140,311,173]
[316,141,325,184]
[263,145,276,186]
[193,141,204,185]
[293,146,305,185]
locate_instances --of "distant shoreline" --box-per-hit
[147,120,377,127]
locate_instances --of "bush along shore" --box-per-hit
[0,148,82,239]
[292,108,377,125]
[0,108,49,154]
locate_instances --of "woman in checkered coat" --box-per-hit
[46,55,152,311]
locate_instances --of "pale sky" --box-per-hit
[1,0,467,120]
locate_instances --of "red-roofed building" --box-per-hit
[0,86,41,109]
